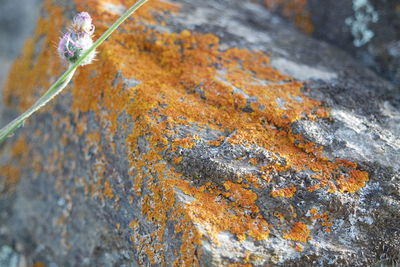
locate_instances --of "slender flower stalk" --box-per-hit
[0,0,149,144]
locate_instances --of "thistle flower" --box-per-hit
[58,12,96,65]
[72,12,95,35]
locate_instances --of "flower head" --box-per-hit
[58,12,96,65]
[72,12,95,35]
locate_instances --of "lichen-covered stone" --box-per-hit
[0,0,399,266]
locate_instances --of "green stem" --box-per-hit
[0,67,76,143]
[0,0,149,144]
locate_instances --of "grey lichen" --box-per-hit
[345,0,379,47]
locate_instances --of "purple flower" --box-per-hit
[73,12,95,35]
[58,12,96,65]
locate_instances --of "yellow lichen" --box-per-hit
[309,208,333,232]
[271,185,297,198]
[337,169,369,193]
[283,222,311,243]
[103,181,114,199]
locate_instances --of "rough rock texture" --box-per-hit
[263,0,400,86]
[0,0,399,266]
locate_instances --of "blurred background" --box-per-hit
[0,0,42,110]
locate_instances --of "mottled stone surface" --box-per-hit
[0,0,399,266]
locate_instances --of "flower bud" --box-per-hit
[58,12,96,65]
[72,12,95,35]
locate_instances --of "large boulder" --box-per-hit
[0,0,399,266]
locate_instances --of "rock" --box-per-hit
[0,0,399,266]
[263,0,400,86]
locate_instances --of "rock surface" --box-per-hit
[0,0,399,266]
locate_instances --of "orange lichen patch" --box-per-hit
[310,208,317,215]
[129,220,139,230]
[283,222,311,243]
[0,136,30,192]
[0,166,20,192]
[86,132,101,143]
[173,156,183,164]
[294,243,303,252]
[245,174,262,189]
[223,181,258,209]
[274,212,285,223]
[207,136,225,146]
[171,205,203,266]
[10,136,28,158]
[174,179,269,244]
[307,184,320,192]
[171,136,197,151]
[327,181,337,193]
[103,180,114,199]
[309,208,333,232]
[264,0,314,34]
[307,180,337,193]
[249,158,258,166]
[336,159,358,169]
[96,0,181,24]
[271,185,297,198]
[336,169,369,193]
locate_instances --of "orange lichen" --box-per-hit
[249,158,258,166]
[245,174,262,189]
[173,156,183,164]
[337,170,369,193]
[2,0,370,264]
[103,181,114,199]
[310,208,317,215]
[271,185,297,198]
[207,136,225,146]
[294,243,303,252]
[0,136,29,192]
[274,212,285,223]
[264,0,314,34]
[309,208,333,232]
[172,136,197,151]
[177,180,269,244]
[283,222,311,243]
[129,220,139,230]
[0,166,20,191]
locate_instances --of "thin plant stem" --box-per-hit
[0,66,75,143]
[0,0,149,144]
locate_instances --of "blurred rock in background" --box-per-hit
[0,0,43,92]
[264,0,400,86]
